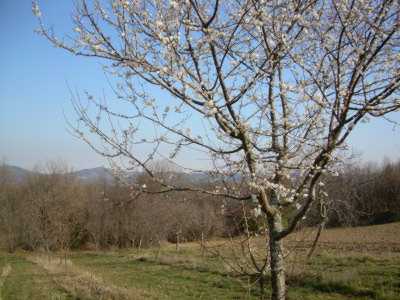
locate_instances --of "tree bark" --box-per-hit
[268,213,286,300]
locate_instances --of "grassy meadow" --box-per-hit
[0,223,399,300]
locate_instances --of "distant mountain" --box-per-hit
[0,165,34,183]
[0,165,222,185]
[186,171,242,184]
[1,164,142,184]
[0,165,117,184]
[72,167,115,184]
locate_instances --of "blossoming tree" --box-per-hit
[34,0,400,299]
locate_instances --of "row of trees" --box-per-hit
[0,163,240,252]
[322,159,400,227]
[1,159,399,253]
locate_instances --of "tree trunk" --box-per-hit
[176,231,180,251]
[268,214,286,300]
[201,231,205,257]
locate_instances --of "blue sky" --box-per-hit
[0,0,399,170]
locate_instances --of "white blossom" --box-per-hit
[32,2,41,17]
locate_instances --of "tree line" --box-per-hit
[318,159,400,227]
[0,162,236,252]
[1,159,399,253]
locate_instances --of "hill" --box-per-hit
[0,165,34,183]
[0,164,115,184]
[0,164,212,185]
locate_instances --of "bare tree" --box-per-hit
[0,163,23,252]
[34,0,400,299]
[319,158,400,227]
[23,162,84,252]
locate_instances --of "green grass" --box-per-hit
[70,251,252,299]
[0,245,399,299]
[68,248,400,300]
[0,253,74,300]
[293,252,400,300]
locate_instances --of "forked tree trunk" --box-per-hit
[268,213,286,300]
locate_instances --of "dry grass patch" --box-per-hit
[286,222,400,254]
[27,254,153,300]
[0,264,11,300]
